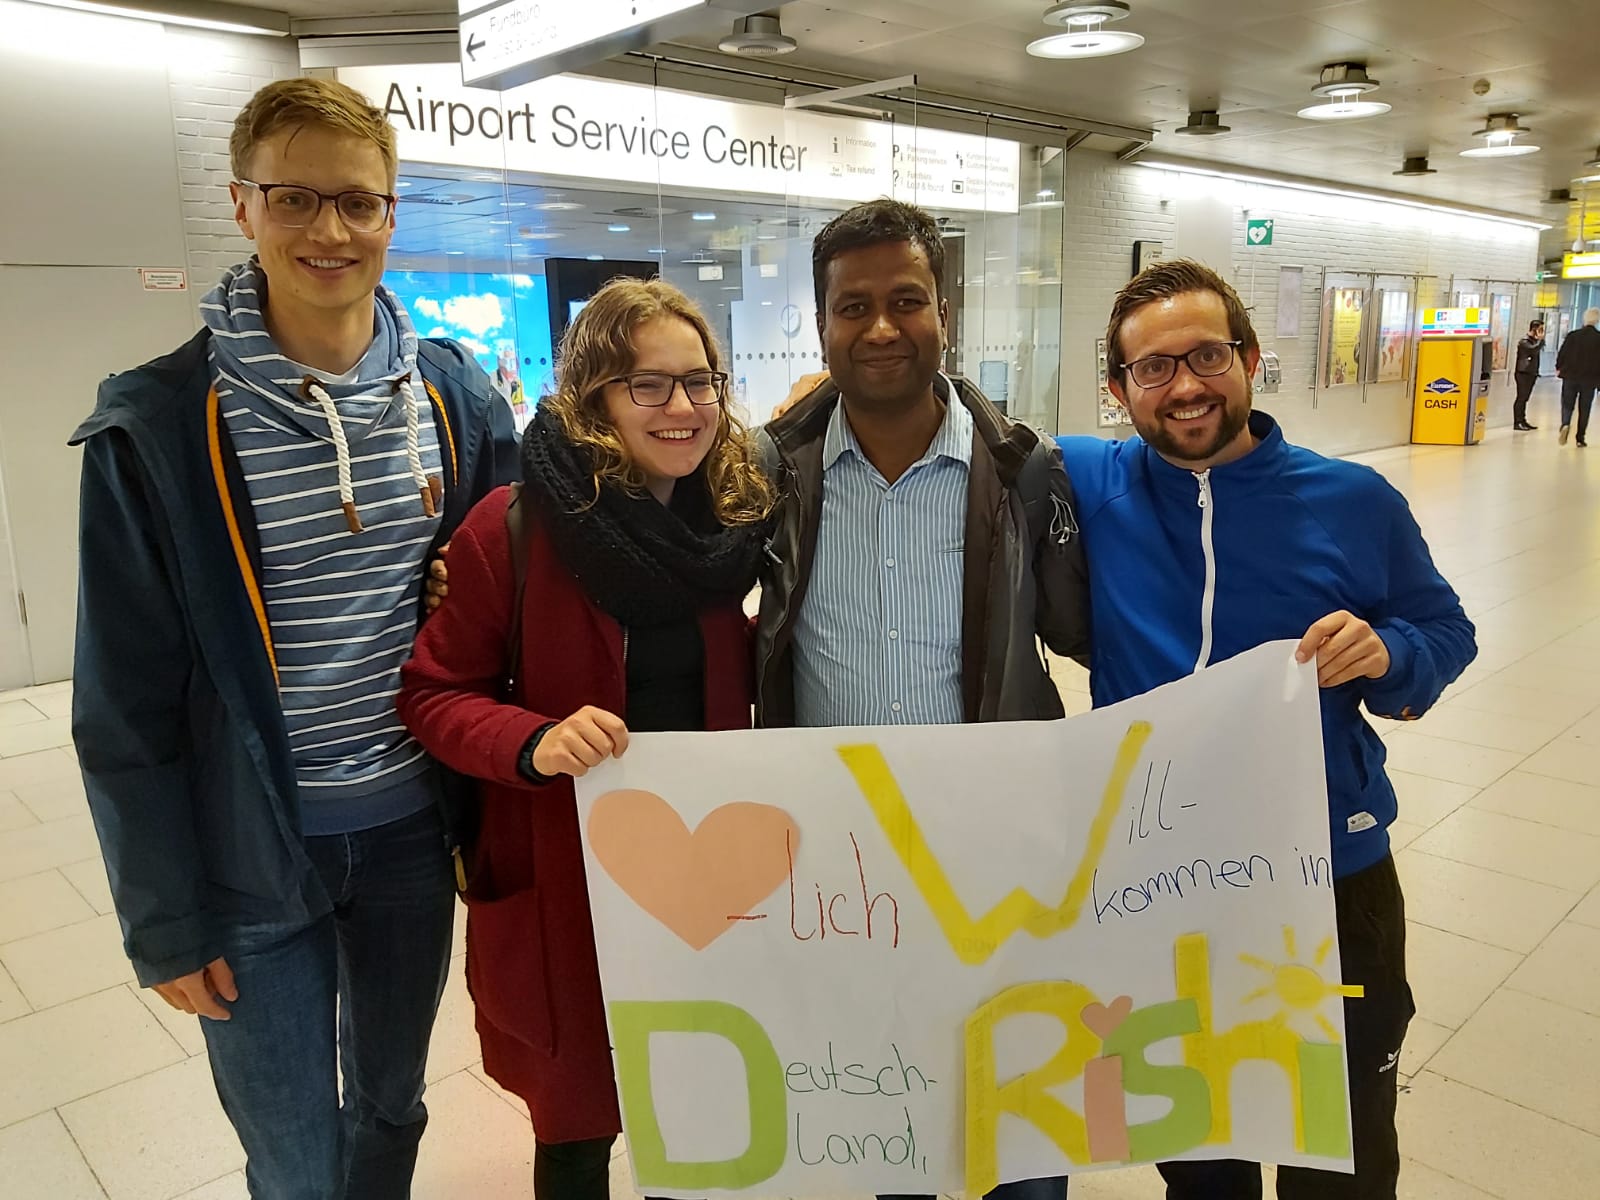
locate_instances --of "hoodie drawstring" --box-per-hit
[399,374,442,518]
[301,375,440,535]
[302,377,363,534]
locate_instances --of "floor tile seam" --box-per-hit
[59,859,107,913]
[1511,764,1600,792]
[1497,981,1600,1023]
[0,906,115,957]
[1416,797,1600,849]
[1464,788,1600,836]
[122,982,201,1061]
[167,1168,243,1200]
[0,956,30,1024]
[56,1104,114,1200]
[1390,721,1565,760]
[1402,846,1582,896]
[0,979,188,1126]
[1409,1068,1600,1143]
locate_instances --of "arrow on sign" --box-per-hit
[466,32,486,61]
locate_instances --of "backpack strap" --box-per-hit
[503,483,530,695]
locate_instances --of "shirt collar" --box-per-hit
[823,374,975,473]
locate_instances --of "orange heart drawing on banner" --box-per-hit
[588,789,799,951]
[1081,995,1134,1040]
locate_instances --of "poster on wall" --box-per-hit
[1373,290,1411,384]
[1097,337,1132,428]
[1323,288,1364,387]
[1489,294,1514,372]
[1277,267,1302,339]
[573,643,1357,1196]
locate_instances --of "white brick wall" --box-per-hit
[1057,152,1541,456]
[163,29,301,309]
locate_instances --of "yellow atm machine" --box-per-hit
[1412,308,1493,445]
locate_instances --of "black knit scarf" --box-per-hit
[520,403,764,626]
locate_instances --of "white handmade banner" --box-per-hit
[574,642,1355,1195]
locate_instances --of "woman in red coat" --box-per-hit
[398,277,771,1198]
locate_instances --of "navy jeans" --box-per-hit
[1560,378,1596,442]
[200,805,457,1200]
[882,1176,1068,1200]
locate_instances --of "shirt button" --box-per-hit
[885,557,896,567]
[889,630,899,640]
[891,701,903,713]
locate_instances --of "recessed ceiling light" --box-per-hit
[1297,96,1390,120]
[608,223,631,232]
[518,228,562,240]
[1176,110,1231,135]
[1460,113,1540,158]
[647,247,666,254]
[692,212,717,221]
[536,201,583,211]
[1393,156,1437,177]
[467,173,500,183]
[489,219,513,225]
[1296,62,1389,121]
[722,285,740,290]
[446,250,465,256]
[586,254,604,261]
[756,233,779,240]
[1027,1,1143,59]
[397,181,413,189]
[1036,188,1056,199]
[499,201,526,208]
[1460,143,1540,158]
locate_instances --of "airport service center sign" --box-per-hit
[338,64,1020,215]
[573,643,1358,1195]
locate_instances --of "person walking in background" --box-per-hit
[1513,318,1544,430]
[399,278,772,1200]
[1556,307,1600,446]
[70,78,516,1199]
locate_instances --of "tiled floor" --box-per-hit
[3,418,1600,1198]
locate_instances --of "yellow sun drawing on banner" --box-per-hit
[1240,926,1364,1042]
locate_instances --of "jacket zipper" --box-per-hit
[1194,469,1216,673]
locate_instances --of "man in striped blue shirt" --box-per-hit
[756,199,1091,1200]
[71,79,515,1199]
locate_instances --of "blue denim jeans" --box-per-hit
[881,1176,1068,1200]
[200,805,456,1200]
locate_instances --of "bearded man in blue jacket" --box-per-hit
[1057,259,1476,1200]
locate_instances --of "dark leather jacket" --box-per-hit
[754,374,1090,728]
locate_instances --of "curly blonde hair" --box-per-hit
[542,277,773,526]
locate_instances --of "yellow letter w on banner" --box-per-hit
[836,722,1153,966]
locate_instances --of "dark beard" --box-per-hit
[1137,381,1252,465]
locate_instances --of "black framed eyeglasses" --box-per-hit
[1121,340,1244,389]
[606,371,729,407]
[236,180,396,233]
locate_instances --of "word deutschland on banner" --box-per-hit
[574,642,1358,1196]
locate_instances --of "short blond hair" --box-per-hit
[230,78,397,186]
[543,277,773,527]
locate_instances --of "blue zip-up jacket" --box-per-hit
[69,329,518,986]
[1057,411,1476,878]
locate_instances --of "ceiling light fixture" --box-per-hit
[1296,63,1390,121]
[1393,155,1436,177]
[1175,110,1230,136]
[607,224,631,232]
[692,212,717,221]
[718,11,798,57]
[1460,113,1540,158]
[1026,1,1145,60]
[29,0,289,35]
[534,201,582,211]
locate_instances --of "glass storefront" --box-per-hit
[339,64,1067,434]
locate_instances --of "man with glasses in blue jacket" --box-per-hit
[1057,259,1477,1200]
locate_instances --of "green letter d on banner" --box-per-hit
[610,1000,788,1190]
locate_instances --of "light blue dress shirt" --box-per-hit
[791,392,973,727]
